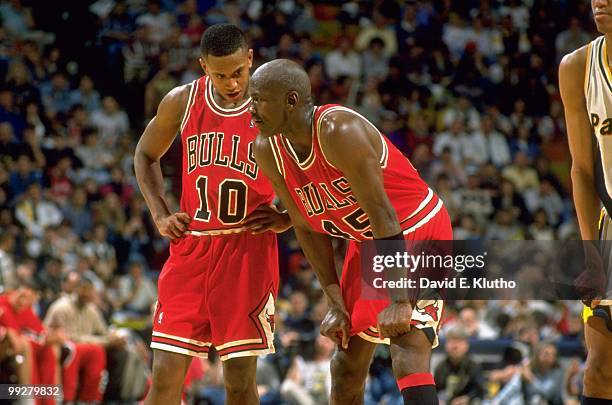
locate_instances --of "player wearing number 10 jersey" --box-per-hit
[134,25,289,405]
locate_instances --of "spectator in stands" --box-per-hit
[75,128,115,183]
[62,187,92,238]
[82,223,117,282]
[15,183,62,238]
[118,261,156,316]
[555,17,589,63]
[522,342,564,405]
[479,115,512,167]
[324,36,362,81]
[89,95,129,149]
[8,154,42,197]
[40,71,71,118]
[281,335,334,405]
[69,75,101,113]
[485,207,525,240]
[528,209,555,240]
[434,326,485,404]
[502,151,540,193]
[434,119,467,164]
[362,37,389,82]
[492,178,531,224]
[0,234,16,291]
[452,307,497,339]
[524,179,565,227]
[0,88,25,137]
[44,275,126,403]
[0,282,62,403]
[135,0,173,46]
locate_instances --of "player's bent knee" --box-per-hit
[390,330,433,379]
[330,351,369,393]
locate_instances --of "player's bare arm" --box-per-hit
[560,46,601,240]
[253,136,350,349]
[241,204,292,234]
[134,85,192,240]
[318,111,412,339]
[560,46,607,307]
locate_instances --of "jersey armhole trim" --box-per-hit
[269,136,286,178]
[180,80,198,133]
[597,37,612,93]
[585,42,593,97]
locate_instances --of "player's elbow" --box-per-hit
[368,206,401,238]
[570,163,594,184]
[134,141,156,166]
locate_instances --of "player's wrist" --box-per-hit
[323,284,346,310]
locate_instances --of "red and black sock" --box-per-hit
[397,373,438,405]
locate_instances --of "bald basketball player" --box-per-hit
[248,59,452,405]
[559,0,612,402]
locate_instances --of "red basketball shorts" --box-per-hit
[341,206,452,348]
[151,231,278,361]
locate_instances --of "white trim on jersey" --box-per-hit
[402,198,444,235]
[152,331,212,347]
[269,136,286,177]
[180,80,198,133]
[186,227,247,236]
[150,342,209,359]
[314,106,390,170]
[204,76,252,117]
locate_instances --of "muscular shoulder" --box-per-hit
[318,110,379,167]
[253,136,280,177]
[559,43,590,86]
[157,83,192,122]
[559,44,591,109]
[318,110,364,143]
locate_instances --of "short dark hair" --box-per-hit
[200,24,248,57]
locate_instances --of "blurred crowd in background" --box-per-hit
[0,0,601,404]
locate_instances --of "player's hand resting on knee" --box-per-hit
[241,204,291,234]
[377,302,413,338]
[155,212,191,240]
[320,306,351,350]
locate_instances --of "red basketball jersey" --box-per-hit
[180,76,274,231]
[268,104,442,241]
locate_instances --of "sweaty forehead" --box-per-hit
[251,74,281,98]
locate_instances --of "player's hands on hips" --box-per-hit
[241,204,291,234]
[155,212,191,240]
[377,301,413,338]
[320,305,351,350]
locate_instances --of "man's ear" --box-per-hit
[287,91,299,110]
[247,49,254,69]
[199,57,207,74]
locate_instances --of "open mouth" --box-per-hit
[227,91,241,99]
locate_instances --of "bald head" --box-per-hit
[249,59,315,137]
[252,59,311,102]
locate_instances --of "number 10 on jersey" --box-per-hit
[195,176,248,224]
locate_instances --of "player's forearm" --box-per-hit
[294,226,344,307]
[571,169,600,240]
[134,149,171,222]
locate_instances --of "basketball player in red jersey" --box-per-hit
[134,25,290,405]
[250,59,452,405]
